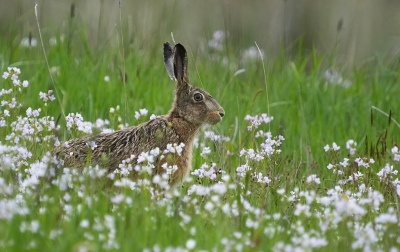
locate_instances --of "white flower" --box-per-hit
[377,164,398,182]
[80,219,89,228]
[86,141,97,150]
[111,194,124,204]
[150,114,157,120]
[39,90,55,102]
[336,199,366,216]
[252,172,271,184]
[104,76,110,82]
[32,109,41,117]
[355,157,374,168]
[392,146,400,161]
[332,142,340,151]
[3,110,10,117]
[200,146,211,157]
[306,174,320,184]
[375,213,397,224]
[325,69,352,88]
[208,30,227,51]
[134,108,148,119]
[186,239,196,249]
[339,158,349,167]
[346,139,357,155]
[242,46,264,62]
[139,108,148,116]
[323,144,329,152]
[327,163,334,169]
[244,114,273,128]
[2,72,9,79]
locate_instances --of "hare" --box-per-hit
[54,42,225,184]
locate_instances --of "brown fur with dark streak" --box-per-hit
[53,43,225,184]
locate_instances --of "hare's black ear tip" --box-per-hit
[174,43,186,53]
[164,42,174,53]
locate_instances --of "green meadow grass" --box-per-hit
[0,19,400,251]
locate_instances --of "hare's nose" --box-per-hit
[219,112,225,117]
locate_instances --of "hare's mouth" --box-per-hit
[206,112,223,125]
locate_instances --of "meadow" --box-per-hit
[0,12,400,251]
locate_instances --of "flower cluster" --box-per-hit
[5,110,59,146]
[2,67,29,88]
[39,90,55,102]
[204,130,230,142]
[191,162,224,180]
[355,157,375,168]
[134,108,148,120]
[324,142,340,152]
[65,113,93,134]
[324,69,352,88]
[346,139,357,155]
[208,30,227,51]
[164,143,185,156]
[245,113,273,130]
[241,46,265,62]
[392,146,400,161]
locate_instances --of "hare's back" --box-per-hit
[97,116,180,169]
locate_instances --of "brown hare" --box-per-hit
[54,42,225,184]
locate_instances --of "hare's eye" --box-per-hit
[194,93,203,101]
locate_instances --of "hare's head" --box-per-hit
[164,42,225,125]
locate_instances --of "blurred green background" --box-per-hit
[2,0,400,64]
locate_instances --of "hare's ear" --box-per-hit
[173,43,189,83]
[163,42,176,81]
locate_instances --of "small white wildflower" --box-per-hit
[26,107,32,117]
[200,146,211,157]
[80,219,89,228]
[150,114,157,120]
[332,142,340,151]
[186,239,196,250]
[139,108,148,116]
[208,30,227,51]
[104,76,110,82]
[346,139,357,155]
[63,193,71,202]
[392,146,400,161]
[111,194,124,204]
[277,188,285,194]
[32,109,41,117]
[86,141,97,150]
[242,46,264,62]
[339,158,349,167]
[307,174,320,184]
[2,72,9,79]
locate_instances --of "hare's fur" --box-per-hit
[54,43,225,184]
